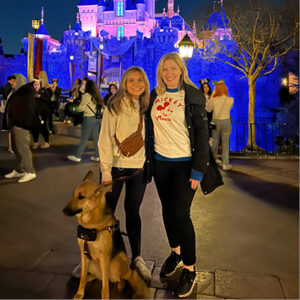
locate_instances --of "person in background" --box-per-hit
[47,78,61,134]
[0,76,14,146]
[103,82,118,105]
[69,78,82,101]
[31,79,51,149]
[206,80,234,171]
[2,74,25,153]
[3,74,38,183]
[145,52,210,297]
[97,66,151,283]
[199,78,214,140]
[67,79,103,162]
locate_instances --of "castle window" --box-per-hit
[117,26,124,39]
[117,1,123,17]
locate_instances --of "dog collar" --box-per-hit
[77,225,97,241]
[77,220,120,241]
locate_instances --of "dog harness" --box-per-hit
[77,221,120,260]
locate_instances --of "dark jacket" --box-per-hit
[144,82,223,194]
[5,84,38,130]
[47,87,61,108]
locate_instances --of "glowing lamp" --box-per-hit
[70,55,74,61]
[99,44,104,50]
[32,19,40,33]
[178,34,194,65]
[281,77,288,87]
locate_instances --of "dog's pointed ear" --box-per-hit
[94,184,112,197]
[83,171,94,182]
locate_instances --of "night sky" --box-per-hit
[0,0,213,54]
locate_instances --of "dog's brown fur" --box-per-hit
[63,171,150,299]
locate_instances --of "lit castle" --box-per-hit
[0,0,297,152]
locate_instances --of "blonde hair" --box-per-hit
[211,82,229,98]
[155,52,197,95]
[108,66,150,114]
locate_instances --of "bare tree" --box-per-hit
[195,0,299,150]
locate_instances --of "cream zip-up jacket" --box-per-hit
[98,97,145,182]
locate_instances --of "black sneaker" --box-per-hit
[160,251,183,277]
[173,268,197,298]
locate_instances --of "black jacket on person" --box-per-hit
[144,82,223,194]
[1,83,12,100]
[5,84,38,131]
[47,87,61,108]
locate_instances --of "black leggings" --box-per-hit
[154,160,196,266]
[106,167,146,259]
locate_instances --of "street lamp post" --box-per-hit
[70,55,75,86]
[96,43,104,89]
[178,33,194,66]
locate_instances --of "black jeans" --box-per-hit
[154,160,196,266]
[106,167,146,259]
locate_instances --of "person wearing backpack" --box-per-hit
[67,79,103,162]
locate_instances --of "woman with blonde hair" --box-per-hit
[98,66,151,283]
[145,52,223,297]
[206,80,234,170]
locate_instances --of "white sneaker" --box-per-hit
[18,173,37,183]
[67,155,81,162]
[4,169,25,179]
[90,156,100,162]
[222,164,232,171]
[40,142,50,149]
[32,143,39,150]
[131,256,151,284]
[72,263,81,278]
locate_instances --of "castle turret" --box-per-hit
[98,0,105,23]
[136,0,146,22]
[167,0,174,18]
[78,0,98,37]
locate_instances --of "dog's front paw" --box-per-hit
[73,292,84,300]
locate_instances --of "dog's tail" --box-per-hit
[125,269,150,299]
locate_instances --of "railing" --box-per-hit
[230,122,299,155]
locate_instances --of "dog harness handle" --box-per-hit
[79,221,121,260]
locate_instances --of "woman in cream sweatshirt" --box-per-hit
[98,66,151,283]
[206,80,234,170]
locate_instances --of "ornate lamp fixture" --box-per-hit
[178,33,194,66]
[32,19,40,34]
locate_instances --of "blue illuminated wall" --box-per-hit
[0,25,297,152]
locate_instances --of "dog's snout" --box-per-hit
[63,205,82,216]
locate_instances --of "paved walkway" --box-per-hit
[0,127,298,299]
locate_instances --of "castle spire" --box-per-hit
[193,20,196,34]
[76,12,80,24]
[167,0,174,18]
[41,6,44,25]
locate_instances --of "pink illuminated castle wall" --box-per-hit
[78,0,190,39]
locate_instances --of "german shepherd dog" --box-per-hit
[63,171,150,299]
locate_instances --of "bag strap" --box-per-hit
[114,113,143,146]
[87,104,96,115]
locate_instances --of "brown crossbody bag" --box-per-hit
[114,113,144,157]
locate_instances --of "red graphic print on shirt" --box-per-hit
[154,96,183,122]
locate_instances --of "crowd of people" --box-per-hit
[0,52,233,297]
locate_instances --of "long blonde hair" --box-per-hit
[155,52,197,95]
[108,66,150,114]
